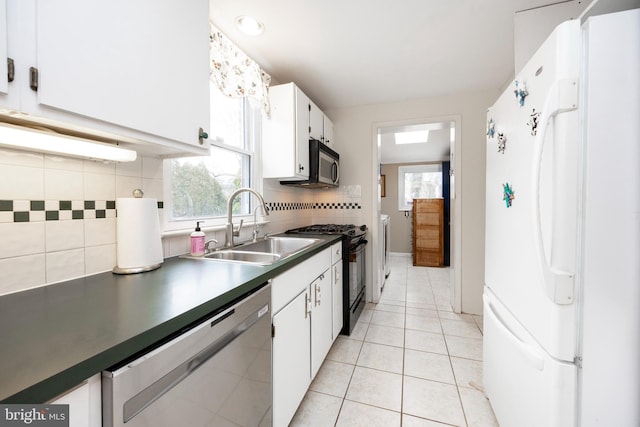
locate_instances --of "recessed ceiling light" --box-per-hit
[395,130,429,145]
[235,15,265,36]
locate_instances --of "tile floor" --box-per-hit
[290,254,499,427]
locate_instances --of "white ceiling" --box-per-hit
[209,0,574,111]
[379,121,453,164]
[209,0,592,163]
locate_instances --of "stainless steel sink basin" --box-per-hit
[182,236,322,265]
[203,251,281,265]
[235,237,321,255]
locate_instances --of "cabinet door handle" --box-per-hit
[305,292,311,318]
[198,127,208,145]
[315,283,321,306]
[7,58,14,83]
[29,67,38,91]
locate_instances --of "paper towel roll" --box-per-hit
[113,197,163,274]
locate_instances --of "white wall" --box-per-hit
[327,89,497,314]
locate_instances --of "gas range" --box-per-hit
[286,224,367,239]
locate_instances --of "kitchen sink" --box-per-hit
[235,237,321,255]
[182,236,322,265]
[203,251,281,265]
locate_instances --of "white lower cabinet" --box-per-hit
[49,373,101,427]
[272,289,311,427]
[332,258,344,339]
[310,271,332,378]
[271,246,341,427]
[331,241,344,339]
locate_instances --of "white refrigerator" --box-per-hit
[484,8,639,427]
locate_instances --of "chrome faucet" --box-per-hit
[225,188,269,247]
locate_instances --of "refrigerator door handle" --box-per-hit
[485,294,545,371]
[531,78,579,305]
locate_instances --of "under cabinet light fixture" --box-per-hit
[235,15,265,36]
[0,123,137,162]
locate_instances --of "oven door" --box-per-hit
[348,238,367,308]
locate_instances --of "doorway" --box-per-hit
[371,116,461,313]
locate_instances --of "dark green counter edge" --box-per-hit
[2,234,342,404]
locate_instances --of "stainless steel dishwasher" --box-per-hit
[102,282,272,427]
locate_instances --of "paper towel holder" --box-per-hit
[112,189,164,275]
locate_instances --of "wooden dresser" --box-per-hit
[413,198,444,267]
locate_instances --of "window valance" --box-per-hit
[210,24,271,116]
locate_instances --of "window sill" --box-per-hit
[161,220,270,238]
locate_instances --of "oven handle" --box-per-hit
[350,239,368,254]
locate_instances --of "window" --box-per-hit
[163,83,261,231]
[398,164,442,210]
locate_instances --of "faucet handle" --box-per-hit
[233,219,244,237]
[205,239,219,254]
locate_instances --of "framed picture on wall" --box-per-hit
[381,174,386,197]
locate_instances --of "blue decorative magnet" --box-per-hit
[514,80,528,106]
[487,118,496,138]
[497,132,507,154]
[527,108,540,136]
[503,182,515,208]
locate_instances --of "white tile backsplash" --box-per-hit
[116,175,144,198]
[0,222,45,259]
[0,164,45,200]
[46,220,84,252]
[84,172,116,200]
[116,156,143,177]
[85,244,116,275]
[0,149,161,295]
[46,248,85,283]
[0,147,44,167]
[85,217,116,247]
[142,157,163,180]
[0,254,46,294]
[45,169,84,200]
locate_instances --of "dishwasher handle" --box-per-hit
[123,303,268,423]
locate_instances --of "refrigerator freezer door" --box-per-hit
[484,19,580,362]
[483,289,576,427]
[579,9,640,426]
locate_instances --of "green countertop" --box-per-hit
[0,234,341,403]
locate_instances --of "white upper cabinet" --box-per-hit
[323,115,334,148]
[263,82,337,179]
[309,99,323,142]
[309,97,334,148]
[262,82,310,179]
[0,0,7,96]
[1,0,211,156]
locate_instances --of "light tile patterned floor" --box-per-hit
[290,254,499,427]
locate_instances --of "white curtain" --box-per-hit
[210,24,271,116]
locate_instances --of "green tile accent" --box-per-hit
[14,212,29,222]
[46,211,59,221]
[0,200,13,211]
[157,201,164,209]
[84,200,95,210]
[106,200,116,210]
[30,200,45,211]
[59,201,72,210]
[96,210,106,219]
[72,210,84,220]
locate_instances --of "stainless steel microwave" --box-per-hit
[281,139,339,188]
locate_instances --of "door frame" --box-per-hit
[370,115,462,313]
